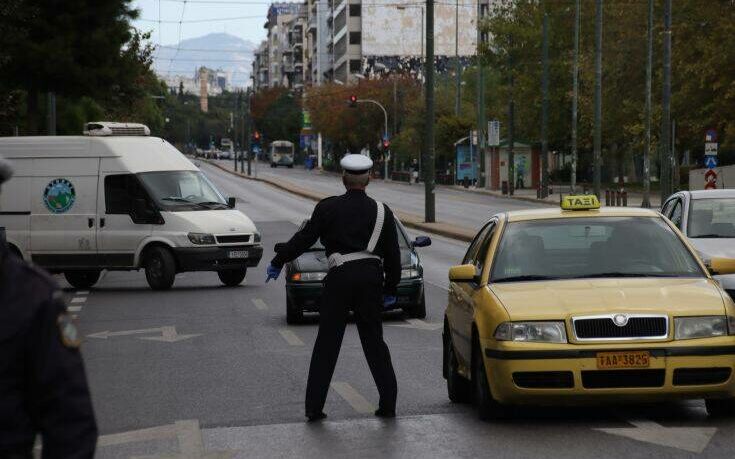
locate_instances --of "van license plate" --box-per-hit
[228,250,249,259]
[596,351,650,369]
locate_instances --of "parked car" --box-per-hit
[283,219,431,323]
[662,189,735,298]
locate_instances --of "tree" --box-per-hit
[250,87,302,145]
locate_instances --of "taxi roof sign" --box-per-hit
[561,194,601,211]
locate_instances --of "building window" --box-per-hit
[349,31,361,45]
[349,59,361,73]
[349,4,361,16]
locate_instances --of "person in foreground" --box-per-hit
[0,155,98,458]
[266,154,401,421]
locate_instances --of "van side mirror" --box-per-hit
[449,264,478,283]
[412,236,432,248]
[708,257,735,275]
[131,198,159,224]
[227,197,236,208]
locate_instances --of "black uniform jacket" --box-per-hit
[271,189,402,295]
[0,245,98,458]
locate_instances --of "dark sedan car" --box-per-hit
[284,219,431,323]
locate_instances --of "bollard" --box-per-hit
[622,190,628,207]
[615,190,621,206]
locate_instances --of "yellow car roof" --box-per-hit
[506,206,661,222]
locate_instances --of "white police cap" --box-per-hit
[340,154,373,174]
[0,155,12,185]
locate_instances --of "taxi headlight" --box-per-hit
[291,272,327,282]
[187,232,215,245]
[675,316,728,340]
[401,268,420,279]
[729,316,735,335]
[494,321,567,343]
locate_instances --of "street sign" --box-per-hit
[705,142,718,156]
[704,156,718,169]
[471,130,478,146]
[488,120,500,147]
[705,169,718,190]
[705,128,718,143]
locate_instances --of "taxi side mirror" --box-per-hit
[708,257,735,275]
[449,264,478,283]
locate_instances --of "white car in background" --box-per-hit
[662,189,735,297]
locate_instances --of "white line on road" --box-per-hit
[175,419,204,456]
[594,419,717,453]
[68,305,82,312]
[330,381,375,414]
[76,290,90,295]
[278,329,304,346]
[71,297,87,304]
[252,298,268,310]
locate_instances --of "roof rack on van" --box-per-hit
[83,122,151,137]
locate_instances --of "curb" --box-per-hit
[201,159,475,242]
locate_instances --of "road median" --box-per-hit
[200,159,475,242]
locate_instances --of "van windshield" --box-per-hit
[138,171,228,211]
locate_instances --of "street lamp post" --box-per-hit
[355,98,389,180]
[396,4,425,175]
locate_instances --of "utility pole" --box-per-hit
[593,0,603,199]
[46,92,56,135]
[541,12,549,198]
[454,0,461,116]
[476,1,486,188]
[571,0,580,193]
[425,0,436,222]
[508,43,515,196]
[642,0,653,208]
[660,0,672,202]
[246,91,253,176]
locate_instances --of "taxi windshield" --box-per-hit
[491,217,704,283]
[138,170,228,211]
[688,198,735,238]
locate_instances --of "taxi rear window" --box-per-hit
[490,217,704,283]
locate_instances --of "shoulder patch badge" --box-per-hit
[57,313,81,349]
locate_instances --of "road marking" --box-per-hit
[330,381,375,414]
[389,319,443,331]
[175,419,204,457]
[68,305,82,312]
[594,419,717,453]
[71,297,87,304]
[278,329,304,346]
[87,326,201,343]
[252,298,268,310]
[76,290,90,295]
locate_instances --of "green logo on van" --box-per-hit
[43,178,76,213]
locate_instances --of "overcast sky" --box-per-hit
[131,0,270,46]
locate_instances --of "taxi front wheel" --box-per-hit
[705,398,735,417]
[443,328,470,403]
[472,337,510,420]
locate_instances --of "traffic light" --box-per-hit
[348,95,357,107]
[382,138,390,150]
[253,131,260,142]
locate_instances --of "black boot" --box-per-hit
[306,411,327,422]
[374,408,396,418]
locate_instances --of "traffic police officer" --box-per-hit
[0,155,98,457]
[267,154,401,421]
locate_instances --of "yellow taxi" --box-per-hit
[443,195,735,419]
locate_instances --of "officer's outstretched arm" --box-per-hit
[29,292,98,458]
[271,201,325,267]
[382,208,402,296]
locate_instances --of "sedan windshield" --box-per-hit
[491,217,704,283]
[138,171,228,211]
[688,198,735,238]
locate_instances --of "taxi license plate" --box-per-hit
[596,351,650,369]
[228,250,249,259]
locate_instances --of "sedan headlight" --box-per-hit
[291,272,327,282]
[675,316,728,340]
[401,268,420,279]
[494,321,567,343]
[188,232,215,245]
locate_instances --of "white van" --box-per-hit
[0,122,263,290]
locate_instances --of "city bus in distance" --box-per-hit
[270,140,294,168]
[220,138,233,160]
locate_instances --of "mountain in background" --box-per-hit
[153,33,256,88]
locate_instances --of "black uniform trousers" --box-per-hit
[305,259,398,414]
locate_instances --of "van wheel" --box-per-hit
[706,398,735,417]
[64,270,101,289]
[144,246,176,290]
[472,335,510,420]
[218,269,247,286]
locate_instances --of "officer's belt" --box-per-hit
[327,201,384,270]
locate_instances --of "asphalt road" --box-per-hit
[59,162,735,458]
